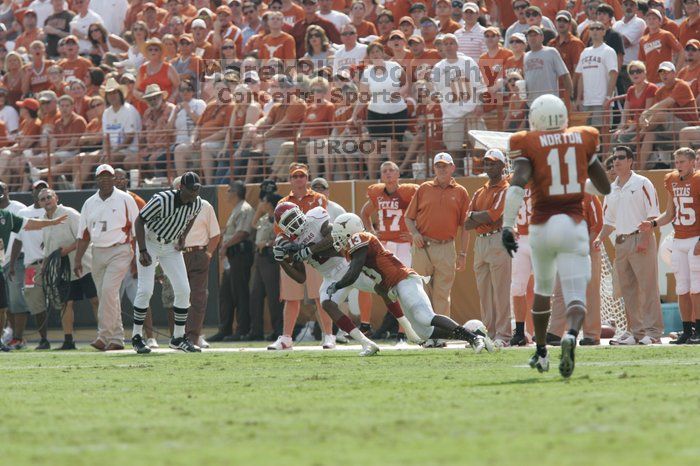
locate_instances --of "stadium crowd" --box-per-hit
[0,0,693,188]
[0,0,699,352]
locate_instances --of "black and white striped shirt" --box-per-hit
[140,190,202,243]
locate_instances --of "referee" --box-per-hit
[131,172,203,353]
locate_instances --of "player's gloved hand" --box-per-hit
[272,246,287,262]
[293,246,312,262]
[327,282,338,298]
[501,227,518,257]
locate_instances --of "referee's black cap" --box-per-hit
[181,172,202,190]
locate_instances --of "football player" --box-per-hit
[501,94,611,378]
[329,213,495,353]
[510,185,534,347]
[360,161,419,341]
[639,147,700,344]
[273,203,423,355]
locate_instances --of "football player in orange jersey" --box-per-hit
[329,213,495,353]
[501,94,610,378]
[360,161,419,341]
[639,148,700,344]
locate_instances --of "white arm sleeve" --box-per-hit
[503,185,526,229]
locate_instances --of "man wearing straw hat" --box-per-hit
[101,77,141,166]
[139,84,176,176]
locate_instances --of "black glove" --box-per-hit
[501,227,518,258]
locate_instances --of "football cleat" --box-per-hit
[470,335,486,354]
[546,332,561,346]
[670,332,693,345]
[359,323,373,337]
[267,335,293,350]
[688,333,700,344]
[321,334,336,349]
[509,333,528,347]
[359,341,380,357]
[529,351,550,373]
[169,336,201,353]
[132,334,151,354]
[57,340,77,350]
[35,339,51,350]
[559,334,577,378]
[335,331,349,344]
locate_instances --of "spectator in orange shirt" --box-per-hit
[191,18,217,60]
[611,60,657,144]
[212,5,244,59]
[408,3,427,26]
[407,35,441,83]
[398,16,415,39]
[680,0,700,46]
[57,35,92,83]
[639,61,699,166]
[402,79,444,171]
[436,0,461,33]
[46,64,66,97]
[349,0,378,38]
[15,10,44,52]
[465,148,511,345]
[140,2,166,37]
[281,0,306,26]
[531,0,567,21]
[21,40,53,96]
[66,76,91,120]
[479,26,514,116]
[375,10,396,43]
[0,98,41,189]
[134,37,180,113]
[678,39,700,98]
[258,11,296,60]
[639,9,682,83]
[504,32,526,76]
[648,0,680,37]
[549,10,585,76]
[174,77,234,183]
[138,84,175,175]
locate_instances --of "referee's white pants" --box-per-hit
[134,237,191,310]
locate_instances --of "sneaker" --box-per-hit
[359,323,373,337]
[359,341,380,357]
[546,332,561,346]
[670,331,694,345]
[335,331,349,344]
[322,333,336,349]
[198,336,210,349]
[559,334,577,378]
[579,337,600,346]
[529,351,550,373]
[638,335,660,345]
[131,334,152,354]
[509,333,527,347]
[169,336,201,353]
[146,338,159,349]
[57,340,76,350]
[609,331,636,345]
[35,339,51,350]
[493,339,509,348]
[0,342,10,352]
[8,338,26,350]
[267,335,293,350]
[1,326,13,345]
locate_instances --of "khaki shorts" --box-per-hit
[24,263,46,316]
[280,263,323,301]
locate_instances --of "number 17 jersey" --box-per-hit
[509,126,599,225]
[366,183,419,243]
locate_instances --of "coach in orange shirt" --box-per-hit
[464,149,511,345]
[405,152,470,330]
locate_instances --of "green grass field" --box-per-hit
[2,344,699,466]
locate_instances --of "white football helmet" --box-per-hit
[331,213,365,251]
[463,319,488,337]
[529,94,568,131]
[274,202,307,237]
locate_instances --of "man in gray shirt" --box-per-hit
[523,26,573,105]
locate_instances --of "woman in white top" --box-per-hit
[118,21,149,70]
[349,42,408,178]
[304,25,334,70]
[88,22,129,64]
[171,79,206,148]
[0,87,19,140]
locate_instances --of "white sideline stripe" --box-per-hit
[513,359,700,369]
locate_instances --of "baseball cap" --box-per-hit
[408,35,425,44]
[646,8,662,20]
[686,39,700,49]
[179,33,193,43]
[434,152,454,165]
[399,16,414,26]
[409,3,426,11]
[310,177,329,190]
[289,163,309,176]
[526,25,544,35]
[216,5,233,15]
[192,18,207,29]
[483,148,507,164]
[484,26,500,36]
[463,2,479,12]
[659,61,676,72]
[389,30,406,41]
[555,10,572,21]
[17,98,40,111]
[95,164,115,177]
[38,90,57,102]
[510,32,526,43]
[144,2,157,10]
[32,180,49,189]
[181,172,202,190]
[63,34,78,44]
[452,0,464,7]
[243,70,260,83]
[420,17,439,26]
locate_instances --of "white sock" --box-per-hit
[173,325,185,339]
[132,324,143,338]
[349,328,371,346]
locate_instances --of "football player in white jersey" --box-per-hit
[272,203,422,355]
